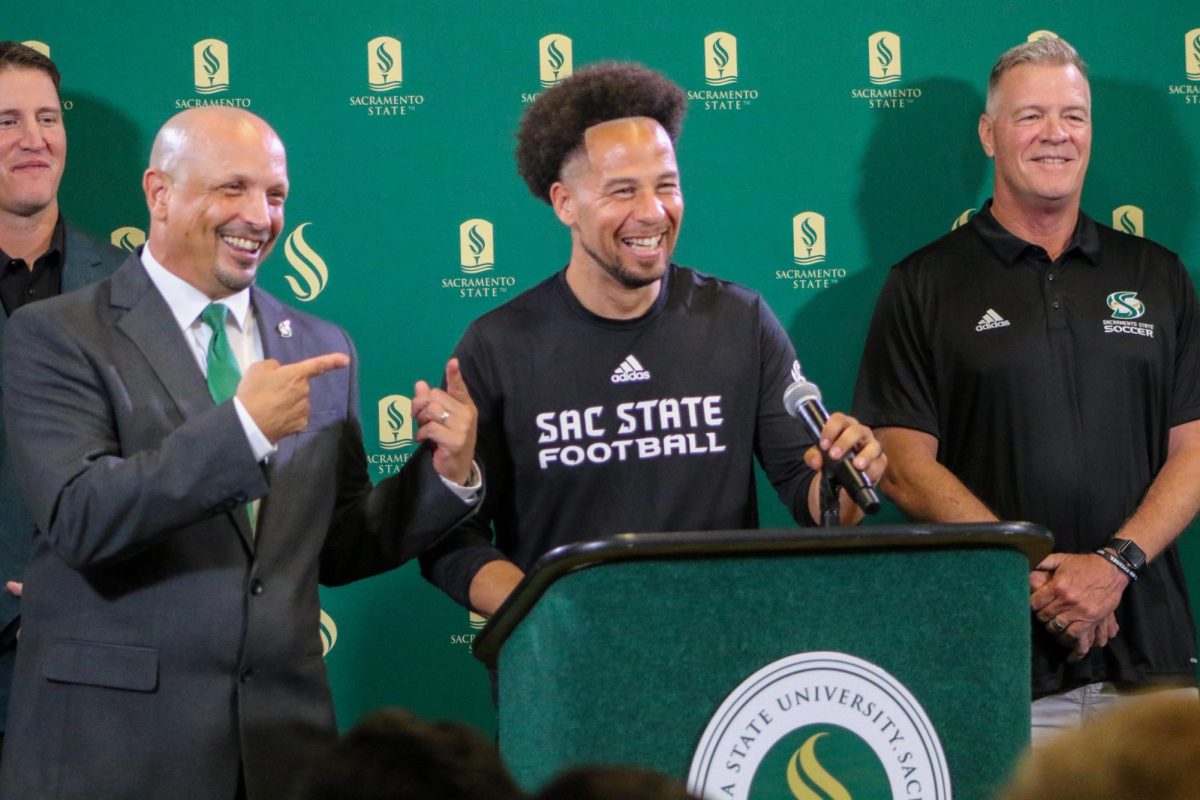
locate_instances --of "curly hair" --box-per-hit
[516,61,687,203]
[0,41,61,94]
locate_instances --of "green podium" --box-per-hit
[473,523,1052,800]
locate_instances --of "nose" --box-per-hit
[16,119,46,151]
[239,190,273,230]
[633,190,665,223]
[1040,115,1068,143]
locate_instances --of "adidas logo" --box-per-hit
[975,308,1011,332]
[611,354,651,384]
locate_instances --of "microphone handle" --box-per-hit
[796,398,881,515]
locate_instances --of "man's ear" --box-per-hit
[143,169,171,222]
[550,180,574,227]
[978,113,996,158]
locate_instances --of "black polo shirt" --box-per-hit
[854,200,1200,695]
[0,216,65,317]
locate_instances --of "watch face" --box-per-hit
[1114,538,1146,570]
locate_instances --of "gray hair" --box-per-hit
[986,37,1088,114]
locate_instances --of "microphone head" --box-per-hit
[783,380,822,417]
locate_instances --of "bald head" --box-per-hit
[143,107,289,299]
[150,107,284,178]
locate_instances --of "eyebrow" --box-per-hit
[600,171,679,189]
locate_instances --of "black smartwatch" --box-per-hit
[1104,537,1147,573]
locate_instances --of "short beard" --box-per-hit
[580,239,664,290]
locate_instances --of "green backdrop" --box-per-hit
[6,0,1199,741]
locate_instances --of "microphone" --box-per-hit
[783,378,881,515]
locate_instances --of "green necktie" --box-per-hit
[200,303,256,535]
[200,303,241,404]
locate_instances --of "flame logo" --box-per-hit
[875,40,893,71]
[319,609,338,657]
[793,212,827,265]
[202,46,220,79]
[467,225,487,258]
[468,611,488,630]
[868,33,901,85]
[110,226,146,252]
[801,218,818,250]
[547,39,565,73]
[368,37,403,91]
[704,32,738,86]
[283,222,330,302]
[193,39,230,94]
[712,38,730,70]
[376,43,394,76]
[539,34,573,87]
[785,734,851,800]
[1112,205,1143,238]
[459,218,495,272]
[378,395,415,450]
[386,401,406,440]
[1120,211,1137,236]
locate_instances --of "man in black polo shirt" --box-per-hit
[854,36,1200,742]
[0,41,122,754]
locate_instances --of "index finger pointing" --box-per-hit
[291,352,351,377]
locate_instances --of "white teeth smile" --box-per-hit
[622,234,664,249]
[221,235,263,252]
[1035,157,1067,164]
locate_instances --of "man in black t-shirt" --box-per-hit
[421,62,887,617]
[854,37,1200,742]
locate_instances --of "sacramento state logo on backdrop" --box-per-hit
[368,36,403,91]
[688,652,951,800]
[443,218,516,299]
[176,39,250,109]
[193,39,230,94]
[369,395,415,478]
[378,395,416,450]
[110,226,146,252]
[1167,29,1200,103]
[868,32,901,85]
[705,32,738,86]
[540,34,573,88]
[689,32,758,112]
[283,223,329,302]
[1112,205,1144,237]
[776,212,845,292]
[21,40,50,57]
[1027,30,1059,42]
[459,219,495,273]
[852,32,920,108]
[350,36,425,117]
[792,212,826,265]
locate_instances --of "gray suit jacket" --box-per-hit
[0,223,123,727]
[0,254,473,799]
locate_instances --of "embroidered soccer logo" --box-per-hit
[1106,291,1145,320]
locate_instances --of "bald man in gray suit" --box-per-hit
[0,107,480,800]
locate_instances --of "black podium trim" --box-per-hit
[472,522,1052,667]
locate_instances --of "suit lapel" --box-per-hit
[61,226,106,294]
[112,255,256,551]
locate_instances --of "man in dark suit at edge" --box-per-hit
[0,106,481,799]
[0,40,124,760]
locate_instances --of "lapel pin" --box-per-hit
[277,319,293,339]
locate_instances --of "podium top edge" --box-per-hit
[472,521,1053,667]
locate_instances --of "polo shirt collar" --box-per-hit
[971,198,1100,267]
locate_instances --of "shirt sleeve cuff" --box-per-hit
[440,461,483,505]
[233,397,277,462]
